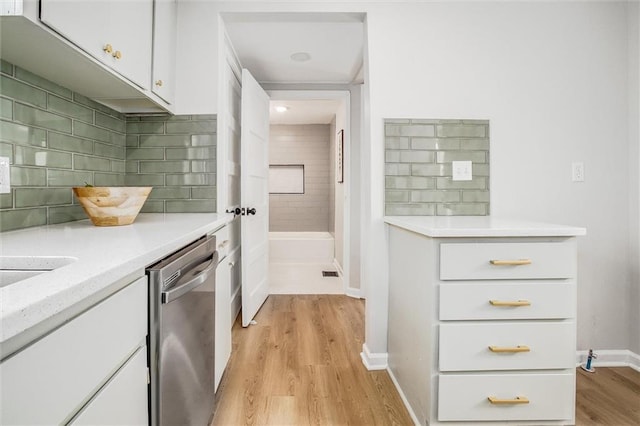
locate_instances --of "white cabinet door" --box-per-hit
[215,250,232,390]
[71,346,149,426]
[151,0,176,103]
[40,0,153,89]
[0,276,147,425]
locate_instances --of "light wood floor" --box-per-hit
[211,295,413,425]
[212,295,640,426]
[576,366,640,425]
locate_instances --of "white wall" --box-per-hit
[177,0,637,357]
[365,1,632,353]
[334,101,347,271]
[629,1,640,355]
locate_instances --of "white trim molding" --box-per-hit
[387,367,421,426]
[360,343,388,370]
[345,287,362,299]
[576,349,640,372]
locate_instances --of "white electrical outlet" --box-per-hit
[0,156,10,194]
[572,162,585,182]
[452,161,473,181]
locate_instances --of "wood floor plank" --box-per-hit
[575,366,640,425]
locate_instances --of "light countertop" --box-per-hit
[0,213,231,359]
[385,216,587,238]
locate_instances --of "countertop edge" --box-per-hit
[0,213,232,359]
[385,216,587,238]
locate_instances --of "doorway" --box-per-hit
[267,92,350,295]
[219,12,366,327]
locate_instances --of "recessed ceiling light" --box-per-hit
[290,52,311,62]
[275,106,289,113]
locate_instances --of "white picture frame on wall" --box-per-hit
[337,129,344,183]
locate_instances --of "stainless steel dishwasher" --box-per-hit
[147,235,218,426]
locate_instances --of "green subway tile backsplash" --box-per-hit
[0,61,217,231]
[0,120,47,147]
[126,114,216,213]
[47,94,93,122]
[0,75,47,108]
[15,67,72,100]
[0,97,12,120]
[385,119,490,216]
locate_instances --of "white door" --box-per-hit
[240,69,270,327]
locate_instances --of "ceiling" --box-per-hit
[223,13,365,85]
[224,13,363,124]
[269,99,342,125]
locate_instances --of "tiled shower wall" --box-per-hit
[385,119,490,215]
[269,124,330,232]
[0,60,216,232]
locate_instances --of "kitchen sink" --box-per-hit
[0,256,77,288]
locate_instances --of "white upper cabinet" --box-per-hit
[151,0,176,104]
[40,0,153,90]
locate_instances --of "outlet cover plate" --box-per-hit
[452,160,473,181]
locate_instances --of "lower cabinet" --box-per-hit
[213,223,239,391]
[0,276,148,425]
[71,346,149,425]
[387,225,579,425]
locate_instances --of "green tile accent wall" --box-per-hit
[0,60,218,232]
[125,115,216,214]
[385,119,490,216]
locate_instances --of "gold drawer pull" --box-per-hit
[218,239,230,249]
[155,79,163,87]
[490,259,532,266]
[488,396,530,405]
[113,50,122,60]
[488,345,530,353]
[103,43,113,54]
[489,300,531,307]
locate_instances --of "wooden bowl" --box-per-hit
[72,187,152,226]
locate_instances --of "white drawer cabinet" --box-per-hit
[0,276,148,425]
[438,373,575,422]
[439,321,576,371]
[387,224,580,426]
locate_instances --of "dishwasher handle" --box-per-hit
[161,251,218,304]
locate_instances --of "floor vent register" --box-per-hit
[322,271,339,277]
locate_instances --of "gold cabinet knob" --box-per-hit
[155,80,163,87]
[103,44,113,54]
[113,50,122,60]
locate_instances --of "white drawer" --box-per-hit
[212,224,230,259]
[438,372,575,421]
[0,276,147,425]
[439,321,575,371]
[440,242,576,280]
[439,281,576,320]
[71,346,148,425]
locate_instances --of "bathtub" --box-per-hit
[269,232,335,263]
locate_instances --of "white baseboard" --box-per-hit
[345,287,362,299]
[333,258,344,277]
[387,367,421,426]
[360,343,388,370]
[575,349,640,372]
